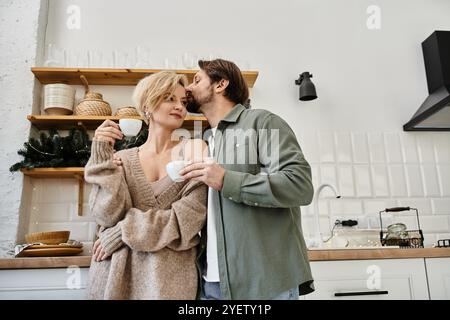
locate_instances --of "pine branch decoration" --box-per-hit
[10,128,92,171]
[10,126,147,172]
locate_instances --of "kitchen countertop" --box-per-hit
[0,255,92,269]
[0,248,450,269]
[1,248,450,269]
[308,247,450,261]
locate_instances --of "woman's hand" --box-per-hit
[92,238,110,262]
[94,119,123,146]
[113,152,123,166]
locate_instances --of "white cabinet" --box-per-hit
[425,258,450,300]
[0,267,89,299]
[306,259,429,300]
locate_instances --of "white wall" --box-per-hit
[0,0,48,257]
[43,0,450,132]
[3,0,450,253]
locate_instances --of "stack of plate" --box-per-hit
[19,230,83,257]
[43,84,75,115]
[18,243,83,257]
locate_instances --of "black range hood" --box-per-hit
[404,31,450,131]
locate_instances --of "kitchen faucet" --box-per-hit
[311,183,341,248]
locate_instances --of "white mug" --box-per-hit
[119,119,142,137]
[166,160,189,182]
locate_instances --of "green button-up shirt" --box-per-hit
[201,104,314,300]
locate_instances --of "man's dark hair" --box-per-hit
[199,59,250,106]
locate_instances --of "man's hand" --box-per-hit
[179,158,225,191]
[92,238,110,262]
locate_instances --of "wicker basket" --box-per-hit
[115,106,140,117]
[74,75,112,116]
[25,230,70,245]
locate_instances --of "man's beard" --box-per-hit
[186,95,201,113]
[186,88,213,113]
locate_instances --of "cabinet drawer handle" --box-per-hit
[334,290,389,297]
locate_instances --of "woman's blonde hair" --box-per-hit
[132,71,188,124]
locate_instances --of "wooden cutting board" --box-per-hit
[19,246,83,257]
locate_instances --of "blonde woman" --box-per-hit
[85,71,208,299]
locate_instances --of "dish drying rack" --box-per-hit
[379,207,424,248]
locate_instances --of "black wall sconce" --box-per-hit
[295,72,317,101]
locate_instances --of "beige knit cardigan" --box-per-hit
[84,139,207,300]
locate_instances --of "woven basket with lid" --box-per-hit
[74,75,112,116]
[115,106,140,117]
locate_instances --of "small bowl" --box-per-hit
[25,231,70,244]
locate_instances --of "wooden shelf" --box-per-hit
[0,256,92,269]
[27,114,208,130]
[31,67,259,87]
[20,167,84,178]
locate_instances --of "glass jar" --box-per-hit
[386,223,408,239]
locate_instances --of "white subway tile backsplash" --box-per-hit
[421,165,440,197]
[400,134,419,163]
[437,233,450,242]
[396,199,432,215]
[299,131,319,164]
[431,198,450,215]
[354,165,372,197]
[367,215,393,229]
[351,133,369,163]
[371,165,390,197]
[303,199,329,217]
[329,199,363,216]
[391,214,422,231]
[420,216,450,233]
[437,164,450,196]
[311,165,320,192]
[388,165,407,197]
[423,233,438,248]
[318,200,330,219]
[302,216,332,239]
[368,133,386,163]
[300,217,315,238]
[363,199,398,215]
[416,135,436,163]
[23,131,450,247]
[319,165,338,197]
[335,133,352,163]
[384,133,403,163]
[433,133,450,164]
[301,204,313,216]
[318,132,335,163]
[337,166,355,197]
[405,165,424,197]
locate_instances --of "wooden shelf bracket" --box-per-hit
[74,174,84,216]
